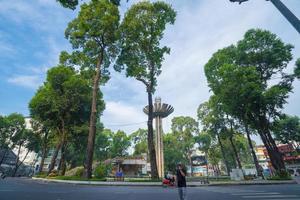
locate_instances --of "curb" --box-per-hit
[32,177,297,187]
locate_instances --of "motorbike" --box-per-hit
[162,177,175,187]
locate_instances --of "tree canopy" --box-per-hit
[204,29,296,172]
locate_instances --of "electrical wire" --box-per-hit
[105,121,147,127]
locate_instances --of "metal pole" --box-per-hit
[269,0,300,34]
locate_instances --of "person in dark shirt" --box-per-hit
[176,163,187,200]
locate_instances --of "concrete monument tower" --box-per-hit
[143,97,174,178]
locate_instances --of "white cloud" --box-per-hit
[102,101,147,134]
[101,0,300,141]
[2,0,300,143]
[7,75,42,89]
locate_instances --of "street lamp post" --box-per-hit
[230,0,300,34]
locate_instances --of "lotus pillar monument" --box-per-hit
[143,97,174,178]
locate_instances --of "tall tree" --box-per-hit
[115,1,176,178]
[204,29,295,172]
[29,65,92,175]
[171,116,198,175]
[198,99,232,175]
[64,0,120,178]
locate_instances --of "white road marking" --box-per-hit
[0,189,13,192]
[231,192,280,195]
[241,195,300,198]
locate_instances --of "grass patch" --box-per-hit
[126,178,162,182]
[267,175,292,181]
[34,172,47,178]
[267,170,292,181]
[48,176,107,182]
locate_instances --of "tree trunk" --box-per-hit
[38,130,49,173]
[217,134,230,176]
[85,51,104,179]
[257,117,286,172]
[38,147,48,173]
[13,149,30,177]
[59,141,67,176]
[205,151,209,179]
[229,136,243,170]
[0,148,8,166]
[147,91,159,179]
[47,140,63,175]
[190,154,193,177]
[244,123,262,178]
[12,144,22,177]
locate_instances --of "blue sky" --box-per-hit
[0,0,300,139]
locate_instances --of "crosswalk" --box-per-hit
[201,187,300,199]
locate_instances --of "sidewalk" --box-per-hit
[32,177,297,187]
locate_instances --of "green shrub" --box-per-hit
[268,170,292,180]
[94,163,111,179]
[75,167,84,177]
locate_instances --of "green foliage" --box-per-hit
[64,0,120,83]
[164,133,187,173]
[0,115,9,149]
[75,167,85,177]
[171,116,198,158]
[34,172,47,178]
[5,113,26,148]
[130,129,148,155]
[295,58,300,79]
[268,170,292,180]
[115,1,176,92]
[29,65,93,129]
[94,128,112,161]
[163,116,198,173]
[204,29,295,171]
[94,163,110,178]
[110,130,131,158]
[207,145,222,166]
[204,29,294,123]
[95,129,131,161]
[195,132,211,153]
[272,114,300,145]
[57,0,123,10]
[57,0,78,10]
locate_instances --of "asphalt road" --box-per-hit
[1,178,300,200]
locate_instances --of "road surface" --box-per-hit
[1,178,300,200]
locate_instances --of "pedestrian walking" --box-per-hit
[176,163,187,200]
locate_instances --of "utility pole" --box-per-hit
[230,0,300,34]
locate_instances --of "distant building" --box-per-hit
[105,154,148,177]
[11,117,39,172]
[258,144,300,176]
[255,145,269,170]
